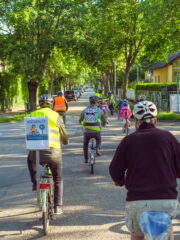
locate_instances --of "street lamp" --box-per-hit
[113,58,117,99]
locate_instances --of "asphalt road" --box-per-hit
[1,91,180,240]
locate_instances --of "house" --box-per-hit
[147,52,180,83]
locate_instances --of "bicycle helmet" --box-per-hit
[99,97,103,103]
[39,94,53,108]
[134,101,157,122]
[138,95,146,102]
[123,102,128,107]
[57,91,63,96]
[89,95,99,104]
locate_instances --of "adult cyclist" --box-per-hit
[79,96,106,163]
[53,91,68,124]
[109,101,180,240]
[138,95,146,102]
[27,94,68,215]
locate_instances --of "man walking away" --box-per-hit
[53,91,68,124]
[109,100,180,240]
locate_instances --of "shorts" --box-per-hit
[125,199,180,236]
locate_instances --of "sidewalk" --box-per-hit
[0,106,25,118]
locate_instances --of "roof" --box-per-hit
[149,51,180,70]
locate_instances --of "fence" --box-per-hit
[168,91,180,112]
[126,89,180,112]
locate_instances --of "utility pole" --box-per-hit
[177,72,180,113]
[113,58,117,99]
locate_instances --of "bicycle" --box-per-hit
[123,118,130,136]
[39,164,54,235]
[89,138,96,174]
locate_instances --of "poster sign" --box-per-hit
[25,117,49,150]
[170,94,180,112]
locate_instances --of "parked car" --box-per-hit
[64,90,77,101]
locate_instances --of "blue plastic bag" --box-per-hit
[138,211,171,240]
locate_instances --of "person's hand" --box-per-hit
[114,182,120,186]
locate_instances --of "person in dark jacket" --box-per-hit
[109,100,180,240]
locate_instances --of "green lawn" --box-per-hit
[157,112,180,120]
[0,113,30,123]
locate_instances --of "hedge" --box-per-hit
[136,83,177,91]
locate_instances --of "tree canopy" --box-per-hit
[0,0,179,110]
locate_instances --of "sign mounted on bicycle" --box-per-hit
[25,117,55,235]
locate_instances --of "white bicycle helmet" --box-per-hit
[134,101,157,122]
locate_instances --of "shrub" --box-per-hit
[136,83,177,91]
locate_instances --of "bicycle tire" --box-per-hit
[91,163,94,174]
[125,125,128,136]
[42,190,49,235]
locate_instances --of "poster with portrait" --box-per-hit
[25,117,49,150]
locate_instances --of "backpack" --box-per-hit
[101,105,107,113]
[84,106,99,124]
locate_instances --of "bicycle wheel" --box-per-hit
[125,125,128,136]
[42,190,49,235]
[91,163,94,174]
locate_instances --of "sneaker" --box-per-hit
[96,151,101,157]
[54,206,63,215]
[32,183,37,192]
[84,159,88,163]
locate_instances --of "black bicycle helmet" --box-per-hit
[39,94,53,108]
[89,96,99,104]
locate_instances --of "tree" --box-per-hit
[1,0,84,110]
[75,0,180,97]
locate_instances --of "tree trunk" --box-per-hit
[28,82,39,111]
[123,67,130,99]
[48,71,55,95]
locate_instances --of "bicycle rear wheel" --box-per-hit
[125,125,129,136]
[91,163,94,174]
[42,190,49,235]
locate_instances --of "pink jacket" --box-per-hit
[119,107,132,119]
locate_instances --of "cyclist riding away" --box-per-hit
[27,94,68,215]
[138,95,146,102]
[109,101,180,240]
[79,96,106,163]
[119,102,132,132]
[101,101,109,124]
[53,91,68,124]
[108,97,115,116]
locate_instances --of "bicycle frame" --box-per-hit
[36,151,53,236]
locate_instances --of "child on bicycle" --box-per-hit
[119,102,132,132]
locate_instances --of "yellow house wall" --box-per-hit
[173,57,180,81]
[152,68,168,83]
[151,57,180,83]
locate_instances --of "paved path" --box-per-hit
[0,92,180,239]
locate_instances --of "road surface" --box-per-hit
[0,90,180,240]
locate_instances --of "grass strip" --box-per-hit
[157,112,180,120]
[0,113,30,123]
